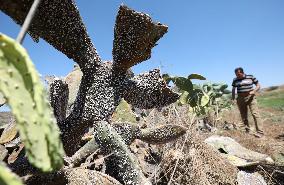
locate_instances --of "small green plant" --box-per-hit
[162,73,207,110]
[164,74,232,125]
[200,82,232,114]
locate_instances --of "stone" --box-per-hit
[205,135,274,167]
[237,171,267,185]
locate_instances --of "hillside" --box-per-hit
[259,85,284,111]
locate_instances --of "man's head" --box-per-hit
[234,67,245,79]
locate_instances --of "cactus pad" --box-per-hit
[0,34,64,172]
[0,162,23,185]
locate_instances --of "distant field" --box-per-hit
[258,85,284,110]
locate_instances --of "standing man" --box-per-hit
[232,67,264,135]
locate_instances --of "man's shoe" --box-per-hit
[256,130,264,135]
[245,128,251,133]
[253,133,262,138]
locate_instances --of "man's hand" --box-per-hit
[231,99,237,105]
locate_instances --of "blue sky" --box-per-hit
[1,0,284,88]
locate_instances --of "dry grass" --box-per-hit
[159,130,238,185]
[141,105,238,185]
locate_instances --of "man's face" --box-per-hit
[235,70,244,79]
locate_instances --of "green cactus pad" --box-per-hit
[201,93,210,107]
[0,162,23,185]
[172,76,193,92]
[219,84,228,91]
[112,99,137,123]
[188,73,206,80]
[0,34,64,172]
[178,91,189,105]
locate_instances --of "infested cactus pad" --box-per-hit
[124,69,180,109]
[80,62,127,122]
[94,121,150,185]
[0,0,101,72]
[113,5,168,71]
[50,79,69,123]
[139,124,187,144]
[67,122,187,169]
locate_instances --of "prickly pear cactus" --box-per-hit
[202,83,231,106]
[0,1,185,184]
[163,73,206,106]
[0,162,23,185]
[203,83,230,97]
[204,82,232,110]
[164,74,232,116]
[0,34,64,172]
